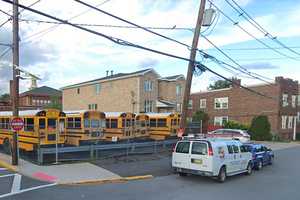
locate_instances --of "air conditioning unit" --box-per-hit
[202,8,216,26]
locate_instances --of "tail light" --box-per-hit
[208,146,213,156]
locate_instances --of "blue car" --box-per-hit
[243,143,274,170]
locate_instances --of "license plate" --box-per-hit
[191,158,202,164]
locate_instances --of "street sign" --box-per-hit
[11,118,24,131]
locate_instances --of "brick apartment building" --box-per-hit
[62,68,185,113]
[187,77,300,139]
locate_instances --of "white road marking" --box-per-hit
[0,183,57,199]
[0,168,6,171]
[11,174,22,193]
[0,174,16,178]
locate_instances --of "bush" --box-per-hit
[223,120,249,130]
[249,115,272,141]
[192,110,209,122]
[296,133,300,141]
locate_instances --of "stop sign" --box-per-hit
[11,118,24,131]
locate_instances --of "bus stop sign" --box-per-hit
[11,118,24,131]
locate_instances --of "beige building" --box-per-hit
[61,69,185,113]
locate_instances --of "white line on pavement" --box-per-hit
[0,174,16,178]
[11,174,22,193]
[0,168,6,171]
[0,183,57,199]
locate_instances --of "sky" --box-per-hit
[0,0,300,94]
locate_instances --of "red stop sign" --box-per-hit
[11,118,24,131]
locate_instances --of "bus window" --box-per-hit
[48,118,57,130]
[150,119,156,127]
[67,118,73,129]
[84,119,90,128]
[75,117,81,129]
[157,119,167,127]
[111,119,118,128]
[91,119,99,128]
[39,118,46,129]
[105,119,110,128]
[24,118,34,131]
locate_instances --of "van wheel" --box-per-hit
[178,172,187,177]
[217,166,226,183]
[245,162,252,175]
[3,138,11,155]
[256,160,263,170]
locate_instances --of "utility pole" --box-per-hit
[12,0,19,165]
[180,0,206,135]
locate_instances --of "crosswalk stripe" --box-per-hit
[11,174,22,193]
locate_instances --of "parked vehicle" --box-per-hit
[208,129,251,143]
[243,143,274,170]
[172,137,253,183]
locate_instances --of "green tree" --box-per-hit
[0,93,10,101]
[224,120,249,130]
[249,115,272,141]
[208,77,239,90]
[192,110,209,123]
[44,96,62,111]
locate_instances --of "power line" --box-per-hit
[227,0,300,57]
[1,0,276,101]
[73,0,273,84]
[208,46,300,51]
[207,0,299,61]
[0,8,11,16]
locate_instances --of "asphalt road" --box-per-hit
[2,146,300,200]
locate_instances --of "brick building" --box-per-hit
[62,68,185,113]
[188,77,299,139]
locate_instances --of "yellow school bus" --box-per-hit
[0,109,66,152]
[148,113,181,140]
[64,110,106,146]
[104,112,136,142]
[135,113,150,138]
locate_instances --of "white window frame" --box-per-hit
[281,115,287,129]
[282,94,288,107]
[188,99,193,109]
[292,95,296,108]
[144,100,153,112]
[95,83,101,95]
[199,99,206,109]
[288,116,294,129]
[298,95,300,106]
[144,80,153,92]
[176,84,182,96]
[297,112,300,123]
[214,116,228,126]
[214,97,228,109]
[176,103,182,112]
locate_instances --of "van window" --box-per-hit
[175,142,190,154]
[227,145,234,154]
[240,145,248,153]
[191,142,207,155]
[233,145,239,153]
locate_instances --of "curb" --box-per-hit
[60,175,153,185]
[0,159,18,172]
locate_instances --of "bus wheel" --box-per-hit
[3,138,11,155]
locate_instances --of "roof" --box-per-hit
[156,100,176,108]
[158,74,185,81]
[61,68,159,90]
[20,86,62,97]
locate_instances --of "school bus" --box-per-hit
[64,110,106,146]
[148,113,181,140]
[0,109,66,152]
[104,112,136,142]
[135,113,150,138]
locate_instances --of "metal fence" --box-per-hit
[36,139,178,165]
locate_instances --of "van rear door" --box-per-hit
[189,141,211,172]
[172,141,191,169]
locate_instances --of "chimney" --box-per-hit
[106,70,109,77]
[275,76,284,84]
[111,70,113,76]
[232,78,241,88]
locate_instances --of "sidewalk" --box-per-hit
[0,152,123,184]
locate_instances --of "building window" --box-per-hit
[288,116,294,129]
[88,104,98,110]
[200,99,206,109]
[32,99,36,105]
[298,95,300,106]
[214,97,228,109]
[186,117,193,123]
[176,85,182,96]
[176,103,182,112]
[214,116,228,126]
[144,80,153,92]
[188,99,193,109]
[282,94,288,107]
[281,115,287,129]
[292,95,296,108]
[77,88,80,94]
[297,112,300,123]
[95,83,101,94]
[144,100,153,112]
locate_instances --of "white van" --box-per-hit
[172,138,252,182]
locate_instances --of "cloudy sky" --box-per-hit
[0,0,299,94]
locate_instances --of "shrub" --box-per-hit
[223,120,249,130]
[192,110,209,122]
[249,115,272,141]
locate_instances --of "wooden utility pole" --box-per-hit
[12,0,19,165]
[180,0,206,135]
